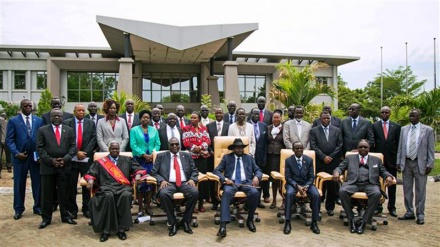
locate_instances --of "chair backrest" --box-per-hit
[345,151,384,163]
[279,149,316,194]
[152,150,190,163]
[93,152,133,161]
[213,136,249,168]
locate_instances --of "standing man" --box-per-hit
[0,113,12,176]
[372,106,401,217]
[6,99,43,219]
[151,137,199,236]
[85,102,104,126]
[287,105,296,121]
[119,99,140,152]
[256,96,273,126]
[223,100,237,124]
[283,142,321,235]
[340,103,374,156]
[151,107,166,130]
[200,105,212,126]
[310,111,343,216]
[63,104,97,219]
[41,97,74,125]
[397,109,435,225]
[312,105,341,128]
[283,105,312,149]
[158,113,184,151]
[213,138,262,237]
[176,105,190,130]
[36,108,77,229]
[154,104,165,122]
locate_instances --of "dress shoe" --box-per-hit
[257,202,266,209]
[117,231,127,240]
[33,210,42,215]
[217,223,226,237]
[416,219,425,225]
[70,212,78,219]
[389,210,398,217]
[246,220,256,232]
[335,198,342,205]
[198,205,205,213]
[310,221,320,234]
[83,211,90,218]
[168,223,178,237]
[327,210,334,216]
[357,220,366,234]
[211,204,218,211]
[62,218,77,225]
[349,220,357,233]
[180,220,193,234]
[263,197,271,203]
[398,214,416,220]
[270,203,277,209]
[283,221,291,235]
[13,213,22,220]
[39,221,51,229]
[99,233,110,242]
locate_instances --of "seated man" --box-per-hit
[333,139,394,234]
[213,138,262,237]
[151,137,199,237]
[85,141,145,242]
[284,141,321,235]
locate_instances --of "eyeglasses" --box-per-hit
[358,146,369,149]
[169,143,179,147]
[380,111,390,114]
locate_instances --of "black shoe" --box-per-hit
[389,210,398,217]
[33,210,42,215]
[349,220,357,233]
[283,221,291,235]
[180,220,193,234]
[327,210,334,216]
[83,211,90,218]
[70,212,78,219]
[257,202,265,209]
[211,204,218,211]
[61,218,77,225]
[217,223,226,237]
[310,221,320,234]
[100,233,109,242]
[246,220,256,232]
[39,221,51,229]
[416,219,425,225]
[398,214,416,220]
[117,231,127,240]
[357,220,366,234]
[13,213,22,220]
[168,223,178,237]
[335,199,342,205]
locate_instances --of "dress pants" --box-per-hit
[285,184,320,221]
[220,184,259,222]
[157,182,198,225]
[403,158,427,220]
[13,156,40,214]
[67,161,90,215]
[41,173,70,222]
[339,183,381,222]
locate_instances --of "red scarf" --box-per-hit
[97,156,130,186]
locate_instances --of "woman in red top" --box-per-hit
[182,111,211,212]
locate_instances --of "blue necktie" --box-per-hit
[297,159,302,170]
[352,119,357,132]
[230,115,233,124]
[235,157,242,184]
[26,116,31,135]
[254,123,260,141]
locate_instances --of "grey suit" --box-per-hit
[96,117,129,152]
[283,119,312,149]
[340,117,374,155]
[396,123,435,219]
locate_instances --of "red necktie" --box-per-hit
[360,156,365,166]
[77,120,83,150]
[259,110,264,122]
[180,118,185,129]
[155,122,159,129]
[128,114,132,129]
[55,125,61,145]
[383,121,388,140]
[174,155,181,187]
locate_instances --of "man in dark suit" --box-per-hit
[249,108,269,208]
[213,138,262,237]
[284,141,321,234]
[340,103,374,156]
[151,137,199,236]
[372,106,401,217]
[85,102,104,126]
[151,107,166,130]
[36,108,77,229]
[119,99,140,152]
[256,96,273,126]
[63,103,97,219]
[158,113,184,151]
[6,99,44,219]
[312,105,341,128]
[396,109,435,225]
[206,107,230,209]
[223,100,237,124]
[41,97,74,125]
[333,139,394,234]
[176,104,190,129]
[310,111,342,216]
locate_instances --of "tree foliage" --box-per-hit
[0,100,20,118]
[111,91,150,114]
[37,88,53,117]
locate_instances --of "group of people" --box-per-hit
[4,96,435,241]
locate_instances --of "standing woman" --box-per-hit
[228,108,256,156]
[96,99,129,151]
[130,109,161,215]
[182,111,211,212]
[267,109,285,209]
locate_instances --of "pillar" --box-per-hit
[118,57,134,95]
[223,61,241,108]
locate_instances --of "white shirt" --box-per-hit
[216,120,224,135]
[169,152,187,182]
[166,125,181,149]
[201,117,210,126]
[89,114,98,125]
[296,119,303,139]
[21,113,33,129]
[231,154,246,182]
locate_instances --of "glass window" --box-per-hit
[14,71,26,90]
[0,71,3,90]
[36,71,47,90]
[67,72,118,102]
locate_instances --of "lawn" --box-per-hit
[432,159,440,176]
[436,142,440,152]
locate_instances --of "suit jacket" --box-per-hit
[150,121,167,130]
[42,111,74,125]
[285,155,315,187]
[310,125,343,172]
[151,151,199,184]
[396,124,435,175]
[6,114,44,159]
[85,114,104,126]
[63,117,97,161]
[36,124,77,175]
[267,124,285,155]
[312,116,341,128]
[96,117,129,152]
[249,121,268,167]
[206,121,230,152]
[340,116,374,155]
[213,153,262,184]
[372,120,401,168]
[130,125,161,158]
[283,119,312,149]
[223,113,236,124]
[335,154,391,186]
[246,109,273,126]
[158,126,184,151]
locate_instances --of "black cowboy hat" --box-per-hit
[227,138,248,150]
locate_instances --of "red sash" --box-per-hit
[97,157,130,186]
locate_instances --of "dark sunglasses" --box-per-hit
[169,143,179,147]
[358,146,369,149]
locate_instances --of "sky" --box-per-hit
[0,0,438,90]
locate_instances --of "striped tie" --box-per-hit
[408,125,417,160]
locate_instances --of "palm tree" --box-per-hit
[111,91,150,114]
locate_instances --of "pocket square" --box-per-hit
[373,164,378,168]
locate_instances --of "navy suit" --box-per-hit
[340,117,374,155]
[249,121,269,199]
[284,155,320,221]
[213,153,262,222]
[6,114,43,214]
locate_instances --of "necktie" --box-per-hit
[408,125,417,160]
[324,127,329,141]
[174,155,181,187]
[26,116,31,135]
[383,121,388,139]
[77,120,83,150]
[155,122,159,129]
[297,159,302,170]
[180,118,185,129]
[259,110,264,122]
[235,157,242,184]
[229,115,233,124]
[359,156,365,166]
[352,119,357,132]
[254,123,260,141]
[217,122,222,136]
[55,125,61,145]
[128,114,132,129]
[91,116,96,125]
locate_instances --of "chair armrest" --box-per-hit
[316,172,333,180]
[198,172,208,183]
[206,172,220,182]
[271,171,284,181]
[262,173,269,181]
[144,176,157,185]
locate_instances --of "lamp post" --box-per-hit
[380,46,383,108]
[435,38,437,89]
[405,42,408,95]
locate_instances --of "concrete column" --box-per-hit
[207,75,220,107]
[132,61,142,99]
[47,59,61,97]
[223,61,241,108]
[332,66,338,110]
[118,57,134,95]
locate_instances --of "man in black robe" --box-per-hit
[85,141,145,242]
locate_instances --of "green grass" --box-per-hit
[436,142,440,152]
[432,159,440,176]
